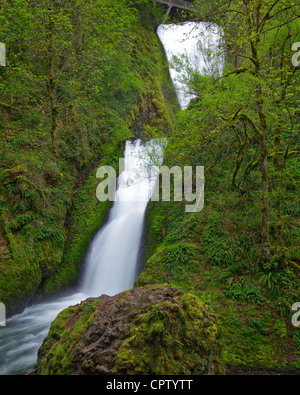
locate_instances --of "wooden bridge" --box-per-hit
[153,0,194,21]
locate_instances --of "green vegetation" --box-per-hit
[0,0,176,312]
[0,0,299,373]
[112,291,223,375]
[36,285,224,375]
[135,0,300,370]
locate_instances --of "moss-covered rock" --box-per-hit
[36,284,225,375]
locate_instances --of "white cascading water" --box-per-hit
[0,21,223,375]
[157,22,224,109]
[80,139,165,297]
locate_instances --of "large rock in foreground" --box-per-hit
[36,284,224,375]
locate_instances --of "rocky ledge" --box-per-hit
[36,284,225,375]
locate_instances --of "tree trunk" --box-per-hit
[251,16,270,261]
[261,133,270,261]
[46,4,59,159]
[48,64,59,159]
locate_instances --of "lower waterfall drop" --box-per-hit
[81,139,165,297]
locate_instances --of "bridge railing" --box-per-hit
[154,0,193,12]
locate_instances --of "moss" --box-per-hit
[136,200,300,369]
[273,319,288,339]
[112,292,223,375]
[0,12,177,311]
[138,149,299,371]
[37,300,97,375]
[37,285,225,375]
[135,242,205,294]
[41,141,124,295]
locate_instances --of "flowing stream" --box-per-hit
[0,21,222,375]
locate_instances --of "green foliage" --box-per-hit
[37,286,224,375]
[35,213,65,248]
[0,0,299,371]
[0,0,175,308]
[223,277,265,304]
[165,243,196,266]
[247,318,269,336]
[293,330,300,350]
[138,1,299,369]
[9,212,34,231]
[164,243,199,282]
[201,223,239,268]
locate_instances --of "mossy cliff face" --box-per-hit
[0,4,177,316]
[36,284,225,375]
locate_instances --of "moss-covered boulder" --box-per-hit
[36,284,225,375]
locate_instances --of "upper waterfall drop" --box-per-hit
[157,22,224,110]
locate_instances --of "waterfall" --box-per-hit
[157,22,224,109]
[80,139,165,297]
[0,21,222,376]
[0,139,164,375]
